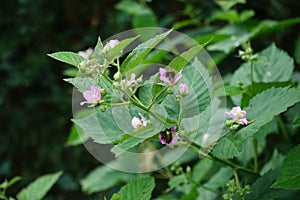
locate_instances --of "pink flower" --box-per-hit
[103,39,120,51]
[159,126,179,145]
[121,74,136,87]
[131,113,148,130]
[120,74,137,92]
[178,83,189,95]
[78,48,93,59]
[80,86,101,106]
[159,68,182,85]
[225,106,248,125]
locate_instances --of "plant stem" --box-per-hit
[250,59,254,96]
[148,86,169,109]
[278,115,290,142]
[190,142,259,177]
[233,168,241,191]
[177,97,183,126]
[104,102,130,107]
[249,58,259,173]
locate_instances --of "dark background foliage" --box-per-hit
[0,0,299,199]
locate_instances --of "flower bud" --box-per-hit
[225,119,235,127]
[178,83,189,96]
[113,71,122,81]
[113,81,119,88]
[186,166,191,174]
[166,87,173,94]
[99,105,107,112]
[229,124,239,131]
[101,88,107,97]
[136,75,143,84]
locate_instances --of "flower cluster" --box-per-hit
[159,126,179,145]
[225,106,248,130]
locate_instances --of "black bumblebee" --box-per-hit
[160,128,174,144]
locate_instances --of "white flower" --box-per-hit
[131,113,148,130]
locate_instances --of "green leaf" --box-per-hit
[222,85,244,96]
[272,145,300,190]
[121,29,172,73]
[207,17,300,54]
[114,176,155,200]
[293,117,300,125]
[167,174,188,192]
[213,87,300,159]
[213,9,254,23]
[260,149,285,175]
[66,108,95,146]
[168,45,204,71]
[133,9,158,28]
[0,177,21,189]
[72,109,128,144]
[250,17,300,38]
[48,51,84,67]
[233,44,294,85]
[231,43,294,105]
[294,34,300,65]
[215,0,245,11]
[246,169,300,200]
[80,165,135,194]
[115,0,144,15]
[192,158,213,183]
[181,60,212,118]
[17,171,62,200]
[106,36,139,61]
[91,37,104,64]
[64,77,97,92]
[197,167,232,200]
[240,81,294,107]
[111,125,161,157]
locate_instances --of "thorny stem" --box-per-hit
[248,58,254,90]
[278,115,290,142]
[190,141,259,177]
[177,97,184,126]
[148,85,169,109]
[104,102,130,107]
[249,58,259,173]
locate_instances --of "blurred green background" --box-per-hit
[1,0,300,199]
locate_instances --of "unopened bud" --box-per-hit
[101,89,107,96]
[186,166,191,174]
[229,124,239,131]
[99,105,107,112]
[113,71,122,81]
[113,81,119,88]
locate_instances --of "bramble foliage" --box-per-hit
[2,0,300,199]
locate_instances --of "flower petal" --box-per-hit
[159,68,171,84]
[171,126,177,132]
[131,117,141,129]
[173,70,182,84]
[159,134,167,144]
[170,134,179,144]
